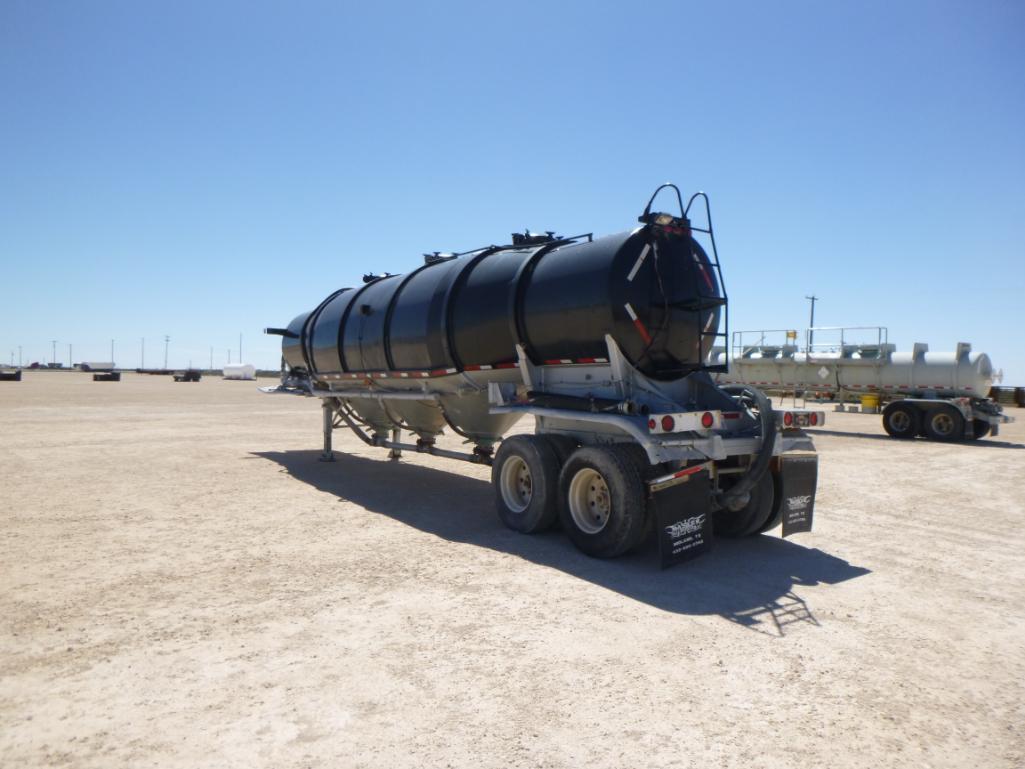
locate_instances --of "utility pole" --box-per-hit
[68,343,72,367]
[52,340,57,366]
[164,336,170,369]
[209,347,213,372]
[141,337,145,369]
[805,294,819,352]
[18,345,22,367]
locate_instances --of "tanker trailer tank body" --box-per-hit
[713,328,1013,442]
[265,185,826,564]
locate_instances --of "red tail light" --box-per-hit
[661,415,676,432]
[701,412,714,428]
[783,412,794,427]
[810,412,819,426]
[648,418,656,430]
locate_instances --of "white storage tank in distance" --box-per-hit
[223,364,256,380]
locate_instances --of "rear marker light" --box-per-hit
[783,412,794,427]
[701,411,714,429]
[810,413,819,426]
[648,418,656,430]
[661,415,675,432]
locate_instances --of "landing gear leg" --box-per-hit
[319,400,335,462]
[388,427,402,461]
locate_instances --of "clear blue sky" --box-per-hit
[2,1,1023,381]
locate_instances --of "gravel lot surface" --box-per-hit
[2,372,1023,768]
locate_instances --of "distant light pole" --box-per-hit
[239,333,243,364]
[111,339,115,367]
[18,346,22,367]
[52,339,57,366]
[141,337,145,369]
[209,347,213,371]
[164,336,170,369]
[805,295,819,351]
[68,343,72,367]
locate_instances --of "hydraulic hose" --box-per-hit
[715,384,777,509]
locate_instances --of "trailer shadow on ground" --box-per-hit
[809,428,1025,448]
[255,450,871,636]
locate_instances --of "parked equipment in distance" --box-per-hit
[265,184,825,565]
[714,327,1013,441]
[223,363,257,380]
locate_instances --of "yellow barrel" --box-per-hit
[860,393,880,411]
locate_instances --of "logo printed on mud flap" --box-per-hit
[664,514,706,539]
[786,495,812,512]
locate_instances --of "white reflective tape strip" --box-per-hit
[627,244,651,281]
[624,302,639,321]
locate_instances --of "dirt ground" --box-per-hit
[1,371,1023,769]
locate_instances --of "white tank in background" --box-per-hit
[223,363,256,380]
[712,327,1011,441]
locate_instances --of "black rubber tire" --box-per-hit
[970,419,990,440]
[492,435,561,534]
[757,470,785,534]
[924,405,964,442]
[715,469,775,538]
[882,402,921,439]
[544,434,578,466]
[558,446,647,558]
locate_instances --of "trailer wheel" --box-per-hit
[492,435,561,534]
[970,419,990,440]
[558,446,647,558]
[882,402,920,439]
[924,405,964,442]
[715,469,775,538]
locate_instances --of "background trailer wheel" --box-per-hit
[882,402,921,439]
[558,446,647,558]
[924,405,964,442]
[492,435,562,533]
[971,419,991,440]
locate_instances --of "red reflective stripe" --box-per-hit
[673,465,705,479]
[632,318,652,345]
[495,362,517,369]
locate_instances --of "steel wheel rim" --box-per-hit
[932,413,955,436]
[499,456,532,513]
[568,468,611,534]
[890,410,911,432]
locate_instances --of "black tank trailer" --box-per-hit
[265,185,825,565]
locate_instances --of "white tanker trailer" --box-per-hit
[712,327,1013,441]
[264,185,826,566]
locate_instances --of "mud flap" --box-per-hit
[652,469,714,569]
[779,455,817,537]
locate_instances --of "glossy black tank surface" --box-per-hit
[281,218,726,381]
